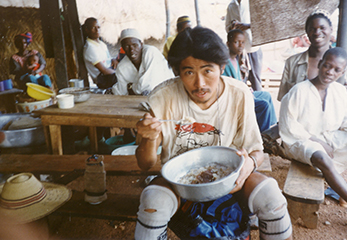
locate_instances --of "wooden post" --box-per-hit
[194,0,201,26]
[61,6,78,80]
[39,0,54,58]
[337,0,347,51]
[164,0,170,40]
[63,0,89,86]
[39,0,69,90]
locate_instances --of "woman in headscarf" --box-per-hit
[9,32,52,91]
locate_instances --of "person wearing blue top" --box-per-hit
[223,29,277,132]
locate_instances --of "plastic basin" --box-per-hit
[16,99,52,113]
[104,135,136,153]
[26,83,54,100]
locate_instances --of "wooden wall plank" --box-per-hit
[39,0,69,89]
[64,0,89,86]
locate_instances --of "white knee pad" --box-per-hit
[248,178,292,240]
[135,185,178,240]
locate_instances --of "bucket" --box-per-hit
[0,79,13,92]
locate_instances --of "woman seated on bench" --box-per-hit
[279,47,347,207]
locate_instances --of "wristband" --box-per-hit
[250,155,258,173]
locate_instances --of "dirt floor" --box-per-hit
[47,154,347,240]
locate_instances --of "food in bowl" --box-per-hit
[58,87,91,103]
[178,163,232,184]
[161,146,244,202]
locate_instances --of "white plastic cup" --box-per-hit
[57,94,74,109]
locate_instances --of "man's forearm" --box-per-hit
[136,137,160,171]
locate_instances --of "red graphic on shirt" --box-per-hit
[173,122,221,157]
[175,122,217,133]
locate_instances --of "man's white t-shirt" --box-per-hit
[83,38,112,81]
[148,76,263,164]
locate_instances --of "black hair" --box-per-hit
[305,13,332,33]
[82,17,98,41]
[168,27,229,73]
[227,29,244,42]
[322,47,347,63]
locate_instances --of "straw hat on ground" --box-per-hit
[0,173,71,224]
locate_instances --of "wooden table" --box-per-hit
[34,94,147,155]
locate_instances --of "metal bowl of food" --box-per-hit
[59,87,91,103]
[0,113,45,148]
[161,146,244,202]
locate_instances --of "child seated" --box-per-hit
[26,55,42,78]
[22,54,52,89]
[279,47,347,206]
[223,29,277,132]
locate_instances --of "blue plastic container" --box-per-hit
[0,79,13,92]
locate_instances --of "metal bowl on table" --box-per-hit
[58,87,91,103]
[161,146,244,202]
[0,113,45,148]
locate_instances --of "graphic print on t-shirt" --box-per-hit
[172,122,221,157]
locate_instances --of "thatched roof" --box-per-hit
[250,0,339,46]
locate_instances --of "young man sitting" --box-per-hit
[279,47,347,207]
[135,27,292,240]
[83,17,118,89]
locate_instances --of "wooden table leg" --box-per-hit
[43,125,52,154]
[49,125,63,155]
[89,126,98,153]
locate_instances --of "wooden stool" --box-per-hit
[283,161,324,229]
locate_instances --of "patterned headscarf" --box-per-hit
[14,32,33,45]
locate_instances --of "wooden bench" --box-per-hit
[0,153,272,221]
[0,154,160,221]
[246,72,282,90]
[283,160,324,229]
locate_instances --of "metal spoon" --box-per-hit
[159,119,190,125]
